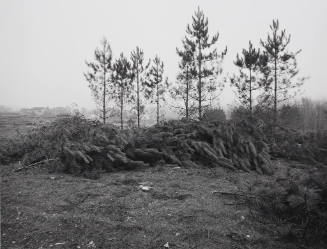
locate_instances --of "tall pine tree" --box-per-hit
[84,38,113,124]
[184,7,227,120]
[112,53,134,130]
[230,41,262,116]
[260,19,304,125]
[171,38,196,119]
[130,46,150,128]
[145,55,169,125]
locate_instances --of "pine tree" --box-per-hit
[112,53,134,130]
[84,38,113,124]
[170,38,196,119]
[230,41,262,116]
[145,55,169,125]
[130,46,150,128]
[260,19,304,125]
[184,7,227,120]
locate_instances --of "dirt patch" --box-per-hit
[1,161,325,249]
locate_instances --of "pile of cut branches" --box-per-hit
[1,115,274,175]
[1,115,135,173]
[129,119,274,174]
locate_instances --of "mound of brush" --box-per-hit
[2,115,274,175]
[129,119,273,174]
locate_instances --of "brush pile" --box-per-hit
[128,119,273,174]
[1,115,274,175]
[1,115,149,174]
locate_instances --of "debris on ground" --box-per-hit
[139,185,152,191]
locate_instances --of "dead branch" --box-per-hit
[14,158,58,172]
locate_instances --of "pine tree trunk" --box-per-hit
[186,66,189,120]
[156,78,159,125]
[120,83,124,130]
[249,67,252,117]
[274,56,277,126]
[136,63,140,128]
[102,43,106,124]
[198,40,202,120]
[103,71,106,124]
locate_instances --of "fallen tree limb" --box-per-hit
[14,158,58,172]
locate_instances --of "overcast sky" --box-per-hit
[0,0,326,110]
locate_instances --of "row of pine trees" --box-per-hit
[84,43,168,128]
[84,8,305,129]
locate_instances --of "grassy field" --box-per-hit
[0,113,57,144]
[0,114,324,249]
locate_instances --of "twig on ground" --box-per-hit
[14,158,58,172]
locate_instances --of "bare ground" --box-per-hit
[1,160,319,249]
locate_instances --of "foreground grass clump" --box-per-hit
[1,115,276,176]
[249,164,327,243]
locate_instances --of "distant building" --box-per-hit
[20,106,70,116]
[20,107,49,116]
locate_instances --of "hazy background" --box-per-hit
[0,0,326,111]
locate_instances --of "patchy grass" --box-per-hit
[1,161,324,249]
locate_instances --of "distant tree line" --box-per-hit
[85,7,308,129]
